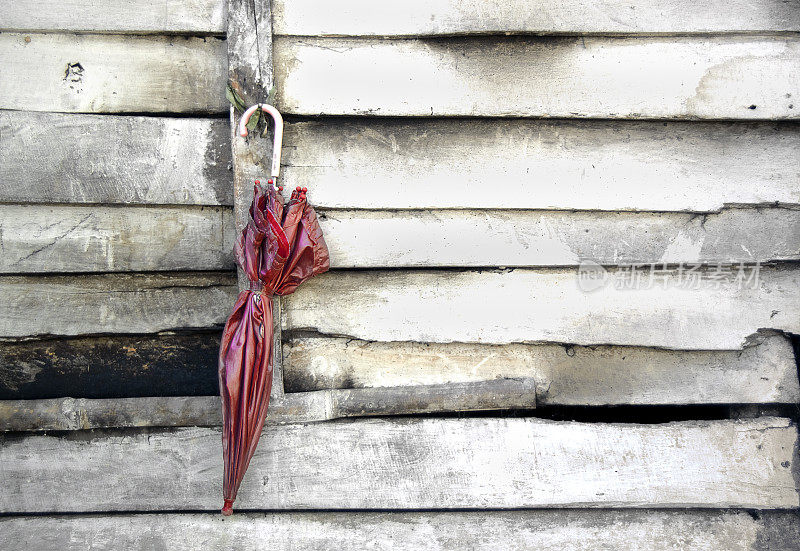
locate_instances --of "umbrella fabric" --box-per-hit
[218,182,329,515]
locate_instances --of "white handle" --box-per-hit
[238,103,284,179]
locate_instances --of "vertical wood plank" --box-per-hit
[225,0,284,397]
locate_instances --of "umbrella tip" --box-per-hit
[221,499,234,516]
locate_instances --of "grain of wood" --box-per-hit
[284,119,800,211]
[0,417,796,511]
[274,36,800,119]
[0,273,236,337]
[0,112,231,206]
[283,266,800,350]
[274,0,800,36]
[0,205,234,272]
[318,208,800,267]
[3,510,800,551]
[0,0,226,33]
[0,33,227,113]
[284,332,800,405]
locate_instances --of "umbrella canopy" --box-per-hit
[218,104,330,515]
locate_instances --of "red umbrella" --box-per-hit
[218,104,330,515]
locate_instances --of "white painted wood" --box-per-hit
[0,417,796,511]
[0,111,231,206]
[275,0,800,36]
[3,510,800,551]
[319,208,800,267]
[0,273,236,337]
[0,33,227,113]
[0,205,234,272]
[284,119,800,211]
[284,333,800,405]
[274,36,800,119]
[283,267,800,350]
[0,0,226,33]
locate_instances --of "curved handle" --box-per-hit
[238,103,284,179]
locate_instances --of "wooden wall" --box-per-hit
[0,5,235,399]
[1,0,800,549]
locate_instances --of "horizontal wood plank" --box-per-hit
[0,0,226,33]
[8,205,797,273]
[283,266,800,349]
[8,115,797,211]
[0,112,231,206]
[0,205,234,272]
[284,119,800,211]
[320,208,800,267]
[275,36,800,119]
[3,510,800,551]
[0,417,796,511]
[0,33,227,113]
[0,273,236,337]
[275,0,800,36]
[0,378,538,431]
[284,332,800,405]
[0,333,221,400]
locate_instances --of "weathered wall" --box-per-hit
[1,0,799,548]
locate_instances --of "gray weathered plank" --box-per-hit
[3,510,800,551]
[0,111,231,206]
[4,205,797,275]
[284,332,800,405]
[274,36,800,119]
[226,0,287,397]
[274,0,800,36]
[0,33,227,113]
[0,273,236,337]
[0,378,537,431]
[0,205,234,272]
[0,417,796,511]
[319,208,800,267]
[283,119,800,211]
[0,0,226,33]
[283,266,800,350]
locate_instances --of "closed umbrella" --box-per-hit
[218,104,330,515]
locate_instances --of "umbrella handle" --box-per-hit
[238,103,284,179]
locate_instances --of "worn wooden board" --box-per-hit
[283,266,800,350]
[11,115,792,211]
[4,207,796,276]
[284,332,800,405]
[0,112,231,206]
[0,0,226,33]
[0,332,221,400]
[0,417,796,511]
[0,33,227,113]
[0,378,537,431]
[274,36,800,119]
[226,0,290,399]
[0,205,234,272]
[275,0,800,36]
[0,273,236,337]
[319,208,800,267]
[284,119,800,211]
[3,510,800,551]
